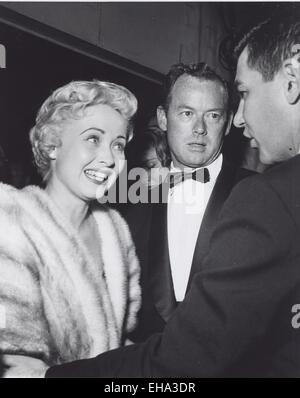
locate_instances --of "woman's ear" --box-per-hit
[48,147,57,160]
[282,52,300,104]
[156,106,168,132]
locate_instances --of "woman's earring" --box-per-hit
[49,147,57,160]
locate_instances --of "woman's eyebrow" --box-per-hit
[80,127,105,135]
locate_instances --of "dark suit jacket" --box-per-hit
[47,154,300,377]
[120,158,254,342]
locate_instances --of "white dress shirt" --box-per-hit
[167,154,223,302]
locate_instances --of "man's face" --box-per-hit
[234,48,299,165]
[158,75,229,170]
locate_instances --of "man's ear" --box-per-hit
[282,52,300,104]
[156,106,168,132]
[224,111,233,136]
[48,147,57,160]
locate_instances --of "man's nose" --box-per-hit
[233,100,245,129]
[193,117,206,136]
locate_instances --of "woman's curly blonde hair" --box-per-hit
[30,80,138,181]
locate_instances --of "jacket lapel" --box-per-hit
[148,201,177,322]
[187,159,238,290]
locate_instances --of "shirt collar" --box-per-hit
[169,153,223,182]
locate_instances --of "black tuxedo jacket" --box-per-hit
[47,154,300,378]
[118,159,254,342]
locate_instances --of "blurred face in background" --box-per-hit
[140,146,163,170]
[139,145,165,187]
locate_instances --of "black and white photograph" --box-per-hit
[0,1,300,380]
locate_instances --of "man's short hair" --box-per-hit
[234,10,300,81]
[162,62,229,110]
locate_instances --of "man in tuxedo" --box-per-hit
[124,63,253,342]
[4,11,300,377]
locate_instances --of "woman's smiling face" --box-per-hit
[49,103,128,202]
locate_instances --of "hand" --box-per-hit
[2,355,49,378]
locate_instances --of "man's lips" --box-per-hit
[249,138,259,149]
[187,142,206,150]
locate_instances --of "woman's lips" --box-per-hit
[84,169,109,184]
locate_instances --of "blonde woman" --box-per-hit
[0,80,140,370]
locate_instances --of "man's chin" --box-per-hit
[176,158,209,170]
[259,153,275,166]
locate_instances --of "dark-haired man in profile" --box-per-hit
[4,11,300,377]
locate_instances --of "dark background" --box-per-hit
[0,2,289,185]
[0,18,163,184]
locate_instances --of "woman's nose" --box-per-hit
[97,147,115,168]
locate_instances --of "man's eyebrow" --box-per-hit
[177,105,194,110]
[143,158,158,163]
[234,79,243,89]
[205,108,226,112]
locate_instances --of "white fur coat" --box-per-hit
[0,183,140,365]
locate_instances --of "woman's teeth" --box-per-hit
[85,170,108,182]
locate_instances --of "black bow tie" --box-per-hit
[169,168,210,189]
